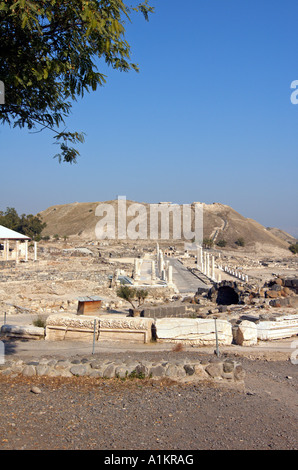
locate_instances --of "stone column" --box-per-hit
[114,269,120,285]
[158,250,164,277]
[134,258,140,281]
[25,240,28,262]
[197,246,203,271]
[15,240,19,264]
[134,258,138,274]
[206,253,210,278]
[151,260,156,281]
[5,240,9,261]
[211,255,215,280]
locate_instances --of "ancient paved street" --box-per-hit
[167,258,210,294]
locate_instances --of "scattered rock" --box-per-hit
[22,365,36,377]
[70,364,89,377]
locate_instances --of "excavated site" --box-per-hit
[0,236,297,354]
[0,231,297,451]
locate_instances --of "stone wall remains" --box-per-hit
[0,355,246,384]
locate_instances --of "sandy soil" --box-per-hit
[0,347,297,451]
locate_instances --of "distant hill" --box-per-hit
[39,200,292,250]
[265,227,297,244]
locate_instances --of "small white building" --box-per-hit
[0,225,31,262]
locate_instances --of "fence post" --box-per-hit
[0,340,4,365]
[214,318,220,357]
[92,319,97,355]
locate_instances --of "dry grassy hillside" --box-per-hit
[39,200,292,251]
[266,227,296,244]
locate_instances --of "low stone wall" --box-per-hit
[0,356,245,384]
[0,269,107,284]
[142,304,187,318]
[44,314,235,346]
[0,261,15,268]
[2,313,298,347]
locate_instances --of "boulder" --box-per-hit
[265,290,279,299]
[1,324,45,340]
[234,320,258,346]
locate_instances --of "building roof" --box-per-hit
[0,225,30,240]
[77,296,104,302]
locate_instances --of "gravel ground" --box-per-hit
[0,349,297,451]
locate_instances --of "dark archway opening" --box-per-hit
[216,286,239,305]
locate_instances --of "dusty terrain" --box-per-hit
[0,233,297,452]
[0,234,297,317]
[0,349,297,451]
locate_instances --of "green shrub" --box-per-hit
[32,316,46,328]
[203,238,214,248]
[235,237,245,247]
[289,243,298,254]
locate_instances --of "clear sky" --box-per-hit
[1,0,298,236]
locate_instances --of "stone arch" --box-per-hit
[216,286,239,305]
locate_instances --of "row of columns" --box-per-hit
[220,265,249,283]
[196,246,218,282]
[1,240,38,263]
[132,252,173,287]
[156,243,173,286]
[196,246,249,283]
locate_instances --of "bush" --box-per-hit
[289,243,298,254]
[32,316,46,328]
[216,239,227,247]
[203,238,214,248]
[235,237,245,247]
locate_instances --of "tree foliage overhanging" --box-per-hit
[0,0,154,162]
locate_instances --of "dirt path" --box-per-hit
[0,350,296,451]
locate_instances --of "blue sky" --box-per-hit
[1,0,298,236]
